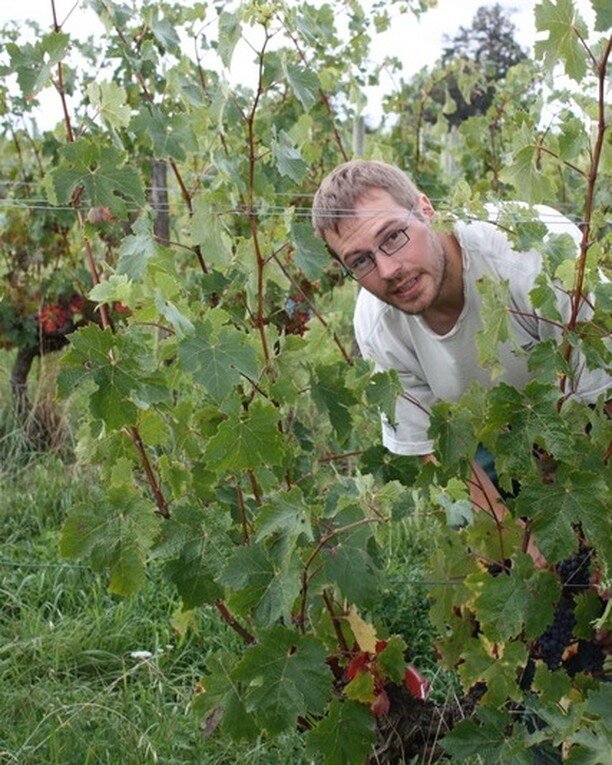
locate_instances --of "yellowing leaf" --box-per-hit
[346,605,378,653]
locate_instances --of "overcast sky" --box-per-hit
[1,0,596,128]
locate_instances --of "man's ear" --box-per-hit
[419,194,435,219]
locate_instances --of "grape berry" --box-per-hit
[536,596,576,670]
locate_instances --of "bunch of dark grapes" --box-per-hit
[536,597,576,670]
[556,546,592,594]
[565,640,606,677]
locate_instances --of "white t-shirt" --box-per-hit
[354,210,610,455]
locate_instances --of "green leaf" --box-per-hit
[7,31,70,96]
[468,554,560,641]
[516,467,611,562]
[529,273,563,322]
[60,488,160,596]
[573,590,602,639]
[161,509,225,608]
[190,196,232,266]
[311,362,359,444]
[217,11,241,68]
[364,369,402,426]
[487,381,575,475]
[58,325,167,430]
[534,0,589,82]
[219,542,301,626]
[344,670,376,703]
[498,126,554,203]
[45,138,144,218]
[271,132,308,183]
[178,319,259,401]
[458,639,526,706]
[88,80,131,129]
[590,0,612,31]
[306,699,376,765]
[131,108,198,161]
[193,650,258,741]
[117,213,158,280]
[232,626,333,735]
[429,400,479,470]
[475,276,512,375]
[204,401,286,471]
[291,221,330,280]
[440,709,508,761]
[284,63,320,111]
[376,636,407,684]
[567,725,612,765]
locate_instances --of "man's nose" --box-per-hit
[374,251,401,279]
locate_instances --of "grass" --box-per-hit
[0,451,310,764]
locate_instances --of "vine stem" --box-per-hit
[50,0,169,520]
[236,482,250,544]
[322,589,350,653]
[280,19,348,160]
[298,516,387,627]
[558,35,611,406]
[101,2,209,276]
[214,600,255,644]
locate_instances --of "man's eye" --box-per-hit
[384,230,401,244]
[347,254,369,269]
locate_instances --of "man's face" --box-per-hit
[325,188,448,316]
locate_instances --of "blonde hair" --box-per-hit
[311,160,421,241]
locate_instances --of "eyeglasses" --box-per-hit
[342,227,410,280]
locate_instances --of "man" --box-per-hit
[311,160,609,519]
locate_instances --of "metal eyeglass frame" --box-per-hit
[342,227,411,280]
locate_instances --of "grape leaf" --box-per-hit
[219,542,301,626]
[499,126,554,202]
[475,276,512,376]
[291,221,329,280]
[468,554,560,641]
[440,709,508,761]
[58,325,168,430]
[271,132,308,183]
[516,467,610,563]
[178,319,259,401]
[60,487,160,595]
[311,362,359,444]
[88,80,131,129]
[429,400,479,469]
[377,635,408,683]
[590,0,612,31]
[458,639,526,706]
[534,0,589,82]
[217,10,241,68]
[190,196,232,266]
[117,213,159,280]
[131,108,198,161]
[204,401,286,470]
[306,699,376,765]
[7,31,70,97]
[192,650,258,741]
[45,138,144,218]
[284,62,320,111]
[344,670,376,703]
[232,626,332,735]
[567,726,612,765]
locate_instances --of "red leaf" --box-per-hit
[345,651,369,680]
[375,640,388,654]
[404,665,430,700]
[371,688,390,718]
